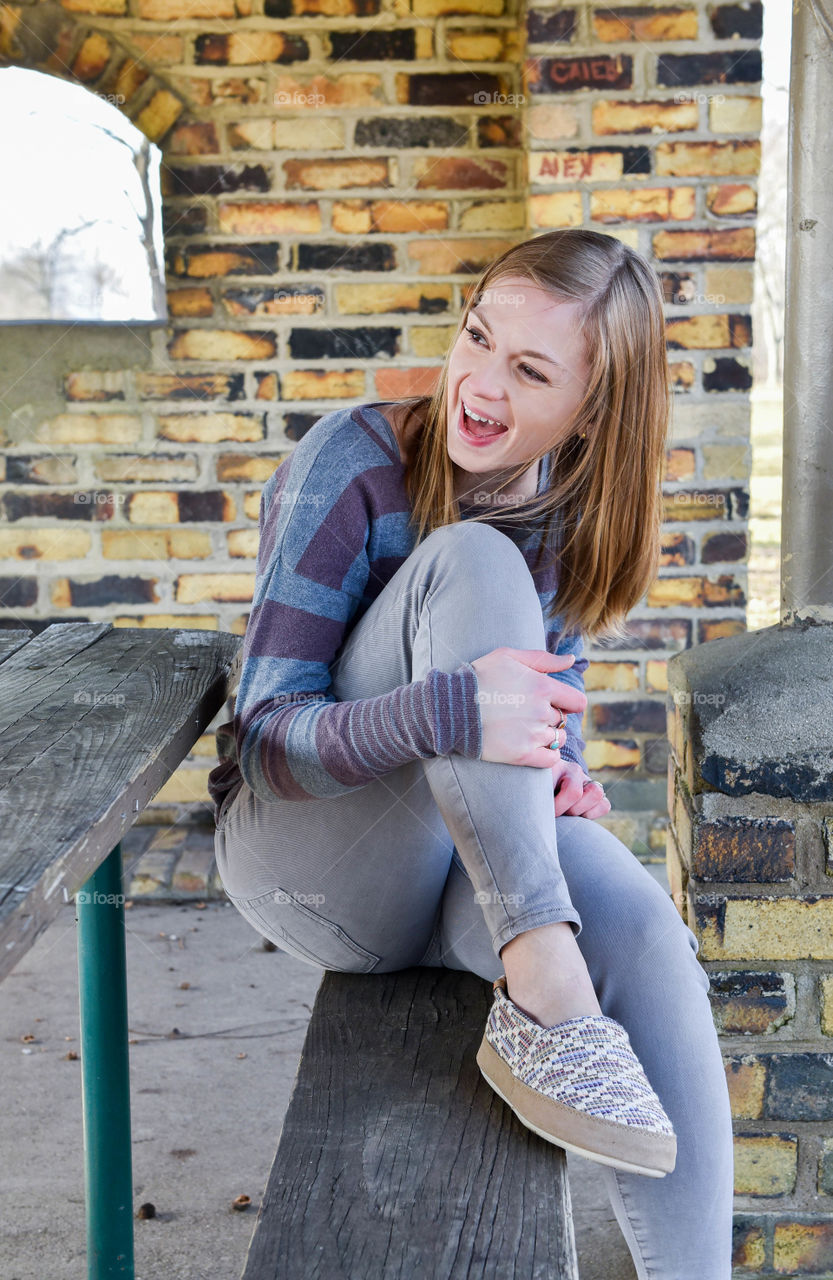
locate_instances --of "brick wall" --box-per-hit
[0,0,761,827]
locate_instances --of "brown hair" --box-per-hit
[393,228,670,640]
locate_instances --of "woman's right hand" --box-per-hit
[470,646,587,768]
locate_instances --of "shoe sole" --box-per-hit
[476,1034,676,1179]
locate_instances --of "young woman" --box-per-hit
[209,229,734,1279]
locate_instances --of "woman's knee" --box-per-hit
[419,520,533,584]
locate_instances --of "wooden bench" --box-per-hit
[240,965,578,1280]
[0,621,241,1280]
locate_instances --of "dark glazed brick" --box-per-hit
[710,2,763,39]
[708,971,793,1036]
[284,413,319,441]
[643,736,671,774]
[657,51,761,86]
[661,272,697,303]
[704,358,753,392]
[0,578,37,608]
[702,530,748,563]
[477,115,524,148]
[177,491,231,522]
[163,165,272,196]
[527,8,577,42]
[732,1218,768,1271]
[592,699,667,733]
[329,29,415,60]
[354,117,468,148]
[66,577,159,606]
[1,492,116,521]
[661,532,696,564]
[5,456,77,484]
[529,55,632,93]
[195,32,309,63]
[692,817,795,882]
[595,618,692,651]
[289,327,400,360]
[767,1054,833,1122]
[294,242,396,272]
[407,73,503,107]
[162,204,207,236]
[167,243,281,277]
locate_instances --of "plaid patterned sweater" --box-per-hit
[208,401,589,818]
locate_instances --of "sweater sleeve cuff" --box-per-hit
[424,662,483,759]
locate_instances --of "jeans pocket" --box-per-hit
[226,887,382,973]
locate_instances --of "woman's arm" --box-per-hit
[232,417,483,803]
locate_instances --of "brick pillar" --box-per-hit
[667,623,833,1276]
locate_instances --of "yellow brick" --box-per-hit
[594,8,697,40]
[273,117,344,150]
[281,369,365,399]
[707,183,757,216]
[408,237,514,274]
[167,330,275,360]
[709,95,762,135]
[0,3,21,58]
[656,141,760,177]
[158,413,264,443]
[595,815,637,848]
[591,187,696,223]
[65,370,128,401]
[702,443,749,480]
[73,32,112,80]
[0,529,91,559]
[666,313,730,348]
[284,157,389,191]
[138,0,232,14]
[821,976,833,1035]
[726,1060,766,1119]
[151,766,214,805]
[529,192,583,228]
[666,830,687,919]
[335,283,452,315]
[217,202,321,235]
[583,740,641,769]
[273,72,381,108]
[35,414,141,445]
[370,200,449,233]
[646,660,668,692]
[704,266,754,305]
[647,577,705,607]
[413,0,502,13]
[459,201,525,231]
[332,201,373,235]
[528,104,579,140]
[410,325,456,358]
[167,288,213,318]
[733,1135,797,1197]
[102,530,168,559]
[593,98,698,135]
[243,492,261,520]
[134,90,184,143]
[128,492,179,524]
[446,32,504,61]
[699,898,833,962]
[216,454,287,481]
[191,732,221,757]
[227,529,259,557]
[169,530,212,558]
[415,27,432,57]
[584,662,639,692]
[62,0,124,11]
[230,119,274,150]
[222,32,298,63]
[113,613,218,629]
[176,574,255,603]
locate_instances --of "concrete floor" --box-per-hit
[0,895,645,1280]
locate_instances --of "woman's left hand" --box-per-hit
[551,758,611,819]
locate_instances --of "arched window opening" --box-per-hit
[0,67,166,323]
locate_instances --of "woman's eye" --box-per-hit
[521,364,547,383]
[464,324,486,344]
[464,326,547,384]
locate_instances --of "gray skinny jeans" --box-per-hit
[214,521,734,1280]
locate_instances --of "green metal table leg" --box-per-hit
[76,842,135,1278]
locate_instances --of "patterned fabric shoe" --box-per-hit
[476,976,677,1178]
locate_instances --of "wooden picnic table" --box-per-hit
[0,621,240,1279]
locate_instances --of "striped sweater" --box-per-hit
[207,401,589,818]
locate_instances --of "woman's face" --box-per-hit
[445,274,591,485]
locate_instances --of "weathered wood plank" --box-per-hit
[241,967,578,1280]
[0,625,242,979]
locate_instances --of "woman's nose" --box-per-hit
[463,359,508,403]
